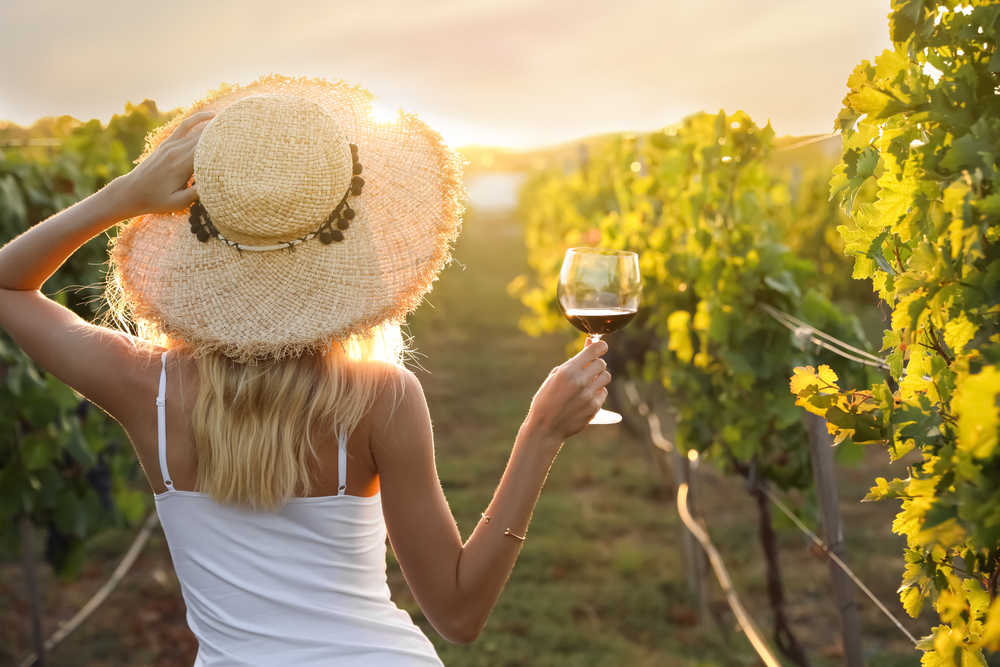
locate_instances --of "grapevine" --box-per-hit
[513,111,874,663]
[0,102,169,576]
[790,1,1000,663]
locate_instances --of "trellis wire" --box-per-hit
[773,131,840,153]
[625,383,780,662]
[758,303,891,371]
[631,393,918,647]
[18,511,160,667]
[677,483,782,667]
[626,301,919,647]
[754,483,919,646]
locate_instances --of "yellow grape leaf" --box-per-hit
[943,180,971,218]
[795,396,828,417]
[962,580,990,621]
[893,291,926,332]
[936,588,966,624]
[789,365,840,395]
[944,315,976,355]
[901,586,925,618]
[981,598,1000,649]
[893,500,924,536]
[832,428,852,445]
[961,647,987,667]
[907,342,932,378]
[693,300,710,332]
[667,310,693,364]
[908,478,938,498]
[953,366,1000,459]
[933,626,964,667]
[900,374,935,402]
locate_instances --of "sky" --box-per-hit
[0,0,892,149]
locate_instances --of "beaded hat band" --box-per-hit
[187,140,364,252]
[108,75,464,362]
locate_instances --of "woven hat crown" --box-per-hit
[194,94,353,246]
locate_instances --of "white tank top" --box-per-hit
[153,352,444,666]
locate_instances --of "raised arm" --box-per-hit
[372,341,610,643]
[0,112,213,421]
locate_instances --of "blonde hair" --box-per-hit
[188,325,405,511]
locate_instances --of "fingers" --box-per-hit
[595,386,609,405]
[582,357,607,377]
[171,130,203,163]
[168,184,199,210]
[163,110,215,144]
[567,339,607,372]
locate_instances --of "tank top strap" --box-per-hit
[337,426,347,496]
[157,351,174,490]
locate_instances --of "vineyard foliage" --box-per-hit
[0,102,170,576]
[790,0,1000,663]
[512,111,874,493]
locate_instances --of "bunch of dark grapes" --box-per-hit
[86,459,113,511]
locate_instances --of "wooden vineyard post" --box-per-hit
[19,515,46,667]
[623,382,710,626]
[805,413,863,667]
[668,448,709,626]
[684,450,710,625]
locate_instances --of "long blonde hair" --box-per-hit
[188,325,405,510]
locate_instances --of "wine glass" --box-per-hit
[557,248,642,425]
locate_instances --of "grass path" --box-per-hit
[400,208,700,666]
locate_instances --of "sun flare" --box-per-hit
[369,99,399,125]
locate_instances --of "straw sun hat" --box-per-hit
[109,74,464,362]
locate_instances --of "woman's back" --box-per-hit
[153,352,443,666]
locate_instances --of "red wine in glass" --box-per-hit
[557,248,642,425]
[564,308,637,337]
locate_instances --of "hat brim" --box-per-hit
[110,75,464,362]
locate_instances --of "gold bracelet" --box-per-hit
[504,528,526,542]
[483,513,524,541]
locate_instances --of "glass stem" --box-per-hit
[589,334,603,345]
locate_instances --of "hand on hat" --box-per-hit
[115,111,215,219]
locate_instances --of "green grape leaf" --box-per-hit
[831,146,880,210]
[941,128,996,174]
[922,503,959,530]
[65,421,96,467]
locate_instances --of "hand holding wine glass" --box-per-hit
[557,248,642,425]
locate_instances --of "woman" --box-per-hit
[0,76,610,666]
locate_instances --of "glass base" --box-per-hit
[590,408,622,425]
